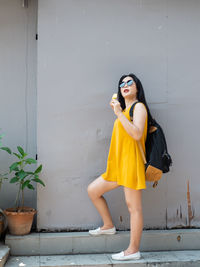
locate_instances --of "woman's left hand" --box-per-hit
[110,99,122,117]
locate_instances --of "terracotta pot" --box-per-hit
[0,220,3,235]
[0,208,7,236]
[4,207,36,235]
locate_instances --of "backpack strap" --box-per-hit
[129,100,139,121]
[129,101,147,163]
[137,141,147,164]
[137,143,158,188]
[129,101,159,188]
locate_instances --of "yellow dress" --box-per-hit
[101,102,147,190]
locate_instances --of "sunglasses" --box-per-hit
[119,79,134,88]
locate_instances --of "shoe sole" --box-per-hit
[89,231,116,236]
[112,256,141,261]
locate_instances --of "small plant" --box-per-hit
[0,131,4,147]
[0,132,8,193]
[0,173,8,193]
[0,145,45,211]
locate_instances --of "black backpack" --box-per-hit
[129,102,172,188]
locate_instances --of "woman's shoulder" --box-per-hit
[134,102,147,117]
[135,101,147,111]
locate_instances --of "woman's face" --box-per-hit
[120,76,137,99]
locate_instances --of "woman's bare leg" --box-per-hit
[123,187,143,255]
[87,176,120,229]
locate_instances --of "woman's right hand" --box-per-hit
[110,99,122,116]
[110,93,117,110]
[110,99,115,110]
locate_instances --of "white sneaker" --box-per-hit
[89,226,116,236]
[111,251,141,261]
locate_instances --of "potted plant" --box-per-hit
[0,173,8,236]
[0,144,45,235]
[0,132,8,236]
[0,208,7,237]
[0,172,8,236]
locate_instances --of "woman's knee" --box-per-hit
[124,190,143,214]
[126,200,143,214]
[87,176,118,200]
[87,182,101,200]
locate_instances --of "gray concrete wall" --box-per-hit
[0,0,37,212]
[37,0,200,230]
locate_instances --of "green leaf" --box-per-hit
[13,153,21,159]
[0,147,12,154]
[25,158,37,164]
[9,162,20,172]
[27,184,35,190]
[10,177,20,183]
[32,178,45,187]
[26,171,35,175]
[22,180,30,190]
[16,170,28,180]
[35,164,42,174]
[17,146,25,157]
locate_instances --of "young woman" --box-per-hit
[87,73,153,261]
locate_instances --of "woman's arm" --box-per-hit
[118,103,147,140]
[110,100,147,141]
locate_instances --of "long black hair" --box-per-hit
[117,73,154,130]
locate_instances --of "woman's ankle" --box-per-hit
[101,224,115,230]
[124,247,139,255]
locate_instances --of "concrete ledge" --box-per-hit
[5,229,200,256]
[0,244,10,267]
[5,250,200,267]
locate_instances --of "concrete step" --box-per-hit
[4,250,200,267]
[5,229,200,256]
[0,243,10,267]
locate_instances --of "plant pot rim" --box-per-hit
[4,207,36,215]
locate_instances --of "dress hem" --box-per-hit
[101,174,146,190]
